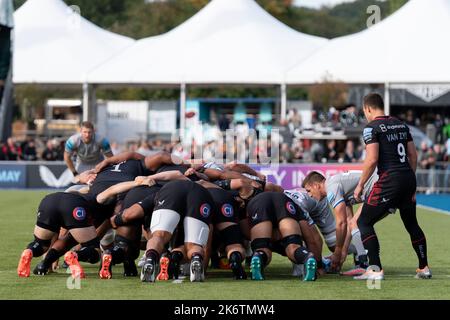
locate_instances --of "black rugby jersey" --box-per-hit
[90,159,153,195]
[362,116,413,174]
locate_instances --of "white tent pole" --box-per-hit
[180,83,187,131]
[384,82,390,115]
[82,82,89,122]
[280,83,287,122]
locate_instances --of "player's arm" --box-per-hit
[73,170,97,185]
[299,221,322,264]
[137,170,189,183]
[103,151,114,158]
[355,143,379,201]
[330,201,347,270]
[184,168,209,181]
[94,152,145,173]
[64,138,78,176]
[204,168,249,181]
[340,206,354,264]
[97,179,153,204]
[407,141,418,172]
[143,151,188,171]
[64,151,78,176]
[224,162,266,181]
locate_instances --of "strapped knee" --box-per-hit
[220,224,244,247]
[280,234,303,249]
[27,236,52,257]
[251,238,272,252]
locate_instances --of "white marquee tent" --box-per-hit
[13,0,134,85]
[87,0,327,85]
[87,0,328,126]
[286,0,450,85]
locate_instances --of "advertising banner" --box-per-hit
[0,163,26,188]
[255,163,362,190]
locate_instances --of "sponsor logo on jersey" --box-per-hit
[72,207,87,221]
[286,201,297,215]
[221,203,234,218]
[327,192,335,204]
[199,203,211,218]
[363,128,374,142]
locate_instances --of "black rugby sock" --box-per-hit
[145,249,160,262]
[412,236,428,269]
[362,234,382,270]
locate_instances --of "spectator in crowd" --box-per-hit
[325,139,338,162]
[418,141,436,193]
[291,139,304,163]
[434,114,444,144]
[41,140,59,161]
[287,108,302,131]
[311,141,324,163]
[405,109,416,126]
[280,143,293,163]
[343,140,358,163]
[0,140,6,160]
[22,138,37,161]
[218,114,230,132]
[433,144,445,191]
[419,141,436,170]
[3,137,21,160]
[278,119,293,145]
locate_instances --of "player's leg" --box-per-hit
[341,205,369,276]
[355,203,389,280]
[34,233,78,275]
[348,205,368,267]
[216,221,247,279]
[398,189,430,278]
[68,226,101,278]
[100,225,140,279]
[278,218,317,281]
[18,226,55,277]
[183,218,211,282]
[249,221,272,280]
[141,209,180,282]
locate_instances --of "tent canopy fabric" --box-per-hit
[286,0,450,85]
[87,0,328,85]
[13,0,134,84]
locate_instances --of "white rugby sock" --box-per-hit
[351,228,367,258]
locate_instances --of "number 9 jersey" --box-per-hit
[362,116,414,175]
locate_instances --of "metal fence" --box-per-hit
[416,165,450,194]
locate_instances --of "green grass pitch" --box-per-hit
[0,190,449,300]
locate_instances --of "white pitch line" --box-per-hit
[417,204,450,216]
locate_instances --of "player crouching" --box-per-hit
[246,192,320,281]
[141,179,214,283]
[17,192,102,279]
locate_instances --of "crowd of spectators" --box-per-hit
[0,137,64,161]
[1,108,449,173]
